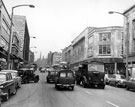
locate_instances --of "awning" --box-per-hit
[0,49,7,58]
[70,57,123,66]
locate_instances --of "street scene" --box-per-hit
[2,71,135,107]
[0,0,135,107]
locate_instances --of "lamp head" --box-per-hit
[33,36,36,38]
[29,5,35,8]
[108,11,114,14]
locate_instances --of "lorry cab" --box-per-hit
[75,62,105,89]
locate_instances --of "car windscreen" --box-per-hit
[11,72,17,78]
[120,75,125,79]
[60,72,66,77]
[67,72,73,77]
[0,74,6,81]
[18,70,24,75]
[50,72,55,75]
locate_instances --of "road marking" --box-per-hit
[85,91,93,95]
[106,101,120,107]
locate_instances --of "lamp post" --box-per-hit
[7,4,35,69]
[108,11,129,79]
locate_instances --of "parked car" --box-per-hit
[1,70,22,88]
[18,68,39,83]
[104,74,113,85]
[124,77,135,91]
[46,71,58,83]
[55,69,75,90]
[109,74,126,87]
[0,72,17,101]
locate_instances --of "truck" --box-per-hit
[75,62,105,89]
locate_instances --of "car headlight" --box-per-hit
[101,78,104,81]
[0,85,4,88]
[118,80,122,83]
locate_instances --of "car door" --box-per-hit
[110,74,116,85]
[132,78,135,89]
[127,78,132,88]
[16,72,22,86]
[7,73,15,94]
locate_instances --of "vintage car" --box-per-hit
[109,74,126,87]
[1,70,22,88]
[46,70,58,83]
[55,69,75,90]
[124,77,135,91]
[0,72,17,101]
[18,68,39,83]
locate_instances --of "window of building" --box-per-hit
[132,19,135,52]
[2,17,10,35]
[132,19,135,39]
[88,36,94,44]
[99,45,111,55]
[99,32,111,41]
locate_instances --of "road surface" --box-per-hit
[2,71,135,107]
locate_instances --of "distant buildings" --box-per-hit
[46,51,62,67]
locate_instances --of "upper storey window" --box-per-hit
[99,32,111,41]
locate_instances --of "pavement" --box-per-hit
[2,71,135,107]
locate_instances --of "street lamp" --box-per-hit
[7,4,35,69]
[108,11,129,79]
[30,46,37,48]
[30,36,36,39]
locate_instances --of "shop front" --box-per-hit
[0,47,8,70]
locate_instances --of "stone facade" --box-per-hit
[62,26,124,74]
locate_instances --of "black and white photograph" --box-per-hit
[0,0,135,107]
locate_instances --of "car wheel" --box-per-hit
[12,87,17,95]
[126,86,129,90]
[115,82,118,87]
[34,78,39,83]
[70,86,74,91]
[108,81,111,86]
[0,100,1,107]
[4,91,9,101]
[55,84,59,89]
[102,84,105,89]
[76,80,80,85]
[82,80,87,88]
[47,79,50,83]
[18,83,21,88]
[24,79,28,84]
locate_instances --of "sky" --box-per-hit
[3,0,135,60]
